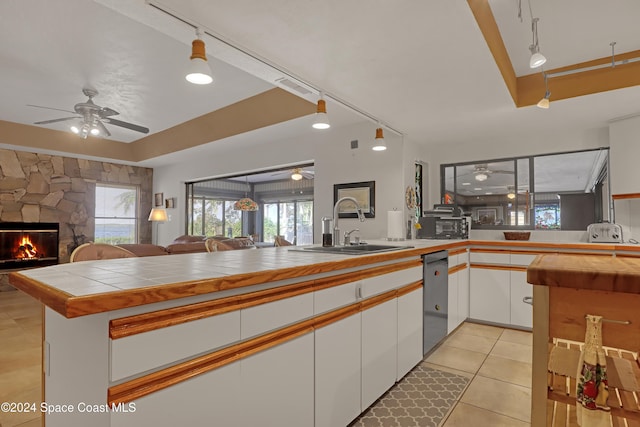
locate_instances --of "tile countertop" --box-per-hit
[8,239,461,318]
[8,238,640,318]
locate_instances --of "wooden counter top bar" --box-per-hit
[527,253,640,294]
[10,238,640,319]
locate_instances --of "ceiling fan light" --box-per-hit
[475,173,488,182]
[70,124,80,134]
[507,192,516,199]
[90,126,100,136]
[312,99,330,129]
[291,171,303,181]
[186,36,213,85]
[372,127,387,151]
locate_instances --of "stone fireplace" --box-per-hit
[0,222,59,270]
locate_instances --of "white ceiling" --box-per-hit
[1,0,640,169]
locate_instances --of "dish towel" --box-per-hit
[576,315,611,426]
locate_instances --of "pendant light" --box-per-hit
[186,28,213,85]
[537,72,551,109]
[234,176,258,211]
[372,127,387,151]
[529,17,546,68]
[312,93,330,129]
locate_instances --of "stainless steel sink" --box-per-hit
[290,244,413,255]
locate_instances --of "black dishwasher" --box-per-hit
[423,251,448,355]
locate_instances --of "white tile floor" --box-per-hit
[426,322,533,426]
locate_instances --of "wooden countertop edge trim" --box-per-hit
[108,284,421,405]
[448,248,467,256]
[8,273,73,315]
[612,193,640,200]
[468,240,619,250]
[313,259,421,291]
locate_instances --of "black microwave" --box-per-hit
[416,217,468,240]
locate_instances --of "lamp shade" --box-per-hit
[372,127,387,151]
[234,198,259,211]
[312,99,330,129]
[529,51,546,68]
[537,91,551,109]
[291,169,303,180]
[186,39,213,85]
[148,208,168,222]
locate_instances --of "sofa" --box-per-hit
[70,235,259,262]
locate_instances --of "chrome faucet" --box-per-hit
[333,197,366,246]
[344,229,359,246]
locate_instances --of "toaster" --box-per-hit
[587,223,623,243]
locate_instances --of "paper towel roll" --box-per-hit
[387,210,404,240]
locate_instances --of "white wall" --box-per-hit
[152,120,411,246]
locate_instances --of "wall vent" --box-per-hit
[276,78,312,95]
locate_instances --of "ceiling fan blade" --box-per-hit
[95,120,111,137]
[27,104,76,114]
[98,107,119,117]
[34,116,79,125]
[104,118,149,134]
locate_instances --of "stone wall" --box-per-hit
[0,148,153,290]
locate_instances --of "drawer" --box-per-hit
[510,253,538,267]
[241,292,314,339]
[361,266,422,298]
[314,281,360,314]
[470,251,510,264]
[111,310,240,381]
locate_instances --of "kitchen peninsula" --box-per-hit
[10,239,640,426]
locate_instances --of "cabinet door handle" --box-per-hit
[356,284,363,300]
[522,296,533,306]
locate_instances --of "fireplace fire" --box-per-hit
[0,222,59,270]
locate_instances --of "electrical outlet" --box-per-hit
[351,140,358,149]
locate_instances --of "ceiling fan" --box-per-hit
[461,164,515,181]
[30,88,149,139]
[271,167,315,181]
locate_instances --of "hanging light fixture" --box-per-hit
[537,72,551,109]
[186,28,213,85]
[291,168,303,181]
[312,92,330,129]
[372,127,387,151]
[234,176,258,211]
[529,17,546,68]
[475,173,488,182]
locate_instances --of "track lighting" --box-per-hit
[537,72,551,109]
[529,17,546,68]
[372,127,387,151]
[186,28,213,85]
[312,93,330,129]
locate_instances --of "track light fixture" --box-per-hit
[312,93,330,129]
[529,17,546,68]
[372,127,387,151]
[537,72,551,109]
[186,28,213,85]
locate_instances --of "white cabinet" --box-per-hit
[447,271,459,334]
[469,267,511,324]
[361,298,398,410]
[241,333,315,427]
[315,313,361,427]
[397,287,423,380]
[458,266,470,324]
[510,270,533,328]
[111,359,241,427]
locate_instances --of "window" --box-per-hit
[441,148,609,230]
[186,164,315,242]
[95,184,139,244]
